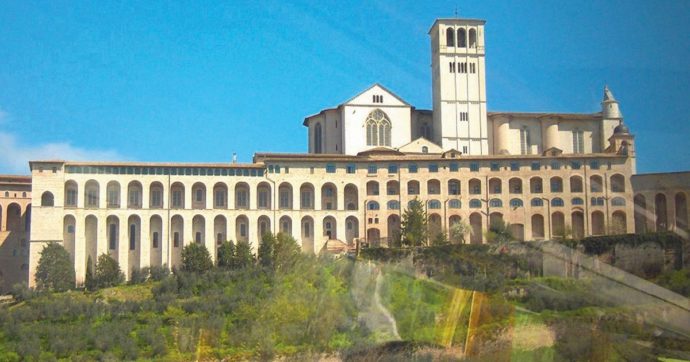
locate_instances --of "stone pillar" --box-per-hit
[118,219,129,280]
[204,215,215,263]
[140,216,151,269]
[74,215,86,285]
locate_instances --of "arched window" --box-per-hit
[41,192,54,207]
[448,179,461,195]
[427,179,441,195]
[449,199,461,209]
[107,181,121,208]
[366,119,377,146]
[550,177,563,193]
[457,28,466,47]
[314,123,322,153]
[530,177,543,194]
[570,176,583,193]
[551,198,564,207]
[590,175,603,193]
[446,27,455,46]
[422,146,428,153]
[572,197,584,206]
[379,119,391,146]
[611,197,626,206]
[428,200,441,209]
[531,198,544,207]
[489,198,502,208]
[469,199,482,208]
[85,180,100,208]
[469,28,477,48]
[387,200,400,210]
[365,109,392,147]
[509,178,522,194]
[489,178,502,194]
[469,179,481,195]
[510,198,523,208]
[367,201,380,210]
[64,181,78,207]
[611,174,625,192]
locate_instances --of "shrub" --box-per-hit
[181,243,213,273]
[10,283,36,302]
[129,267,149,285]
[149,264,170,281]
[35,242,75,292]
[94,253,125,289]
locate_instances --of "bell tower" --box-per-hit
[429,18,488,155]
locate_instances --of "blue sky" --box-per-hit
[0,1,688,174]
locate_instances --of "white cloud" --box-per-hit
[0,131,124,174]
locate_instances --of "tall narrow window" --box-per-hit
[379,120,391,146]
[173,232,180,248]
[172,190,182,208]
[314,123,322,153]
[151,189,162,208]
[129,224,136,250]
[469,28,477,48]
[520,127,530,155]
[109,224,117,250]
[446,27,455,47]
[152,232,159,248]
[573,129,584,153]
[457,28,466,47]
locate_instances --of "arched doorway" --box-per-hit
[470,213,482,244]
[345,216,359,245]
[571,211,585,239]
[323,216,337,240]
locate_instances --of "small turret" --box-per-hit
[602,85,623,119]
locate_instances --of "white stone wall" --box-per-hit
[28,155,636,287]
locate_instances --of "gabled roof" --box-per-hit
[303,83,411,127]
[441,149,462,158]
[341,83,411,107]
[397,137,443,154]
[357,147,405,157]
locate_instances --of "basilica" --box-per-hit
[10,17,686,288]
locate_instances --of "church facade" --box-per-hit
[27,18,639,286]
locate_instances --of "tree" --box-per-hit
[400,199,428,247]
[234,240,255,269]
[85,255,96,291]
[217,241,236,269]
[274,233,301,271]
[258,233,276,268]
[35,242,75,292]
[94,253,125,288]
[450,220,473,244]
[181,243,213,273]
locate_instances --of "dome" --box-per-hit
[613,123,630,135]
